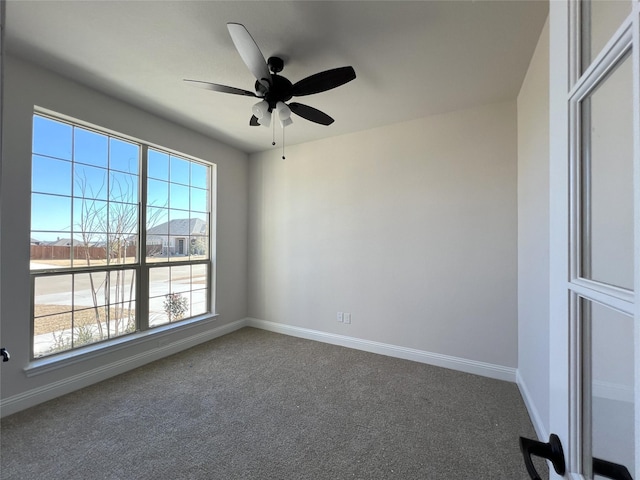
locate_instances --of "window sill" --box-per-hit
[25,313,219,377]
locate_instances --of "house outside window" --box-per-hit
[30,112,214,358]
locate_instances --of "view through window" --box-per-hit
[30,113,213,358]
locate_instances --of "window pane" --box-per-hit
[108,233,137,265]
[109,270,136,303]
[74,128,108,168]
[74,272,107,309]
[31,234,73,269]
[74,164,107,200]
[146,237,167,262]
[149,267,170,327]
[72,308,102,348]
[149,267,170,297]
[32,193,71,232]
[146,207,168,262]
[147,179,168,207]
[109,171,138,203]
[163,292,190,322]
[189,213,208,260]
[146,242,167,262]
[170,183,189,210]
[168,212,189,235]
[32,272,112,354]
[190,236,208,259]
[108,202,138,234]
[170,156,190,185]
[167,236,187,259]
[32,115,72,160]
[191,162,208,189]
[147,206,168,230]
[106,270,136,338]
[171,265,191,293]
[108,302,136,337]
[582,299,635,478]
[30,231,63,245]
[148,149,169,181]
[190,187,208,213]
[110,138,139,174]
[35,274,72,317]
[72,235,108,268]
[191,264,207,285]
[149,307,169,327]
[34,312,73,358]
[73,198,108,235]
[191,289,208,317]
[190,211,208,228]
[32,155,72,196]
[579,53,633,290]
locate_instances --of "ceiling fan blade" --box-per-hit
[289,102,335,126]
[227,23,272,90]
[250,115,260,126]
[183,79,258,97]
[291,66,356,97]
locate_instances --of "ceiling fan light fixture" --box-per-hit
[276,101,291,120]
[252,100,269,119]
[258,110,271,127]
[280,117,293,128]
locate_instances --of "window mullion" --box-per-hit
[138,144,149,331]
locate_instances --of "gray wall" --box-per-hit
[516,18,550,439]
[248,101,519,369]
[0,56,248,412]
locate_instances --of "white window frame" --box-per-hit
[28,109,216,367]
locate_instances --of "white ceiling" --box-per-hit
[4,0,548,154]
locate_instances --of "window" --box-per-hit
[30,112,213,358]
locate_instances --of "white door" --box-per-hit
[544,1,639,479]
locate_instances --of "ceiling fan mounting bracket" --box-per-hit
[267,56,284,74]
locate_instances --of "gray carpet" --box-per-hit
[1,327,545,479]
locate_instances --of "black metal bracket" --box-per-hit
[519,434,566,480]
[593,457,633,480]
[0,348,9,362]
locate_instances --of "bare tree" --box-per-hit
[107,174,138,337]
[74,173,107,340]
[73,170,166,345]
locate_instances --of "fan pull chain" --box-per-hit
[282,125,286,160]
[272,119,276,146]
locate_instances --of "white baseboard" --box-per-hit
[246,318,517,382]
[0,318,248,417]
[3,318,520,417]
[515,370,549,441]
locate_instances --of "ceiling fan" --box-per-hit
[184,23,356,130]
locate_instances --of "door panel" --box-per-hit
[546,1,639,479]
[581,298,635,478]
[579,52,634,290]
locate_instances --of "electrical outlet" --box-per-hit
[337,312,344,323]
[343,313,351,324]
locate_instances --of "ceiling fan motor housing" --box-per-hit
[256,72,293,110]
